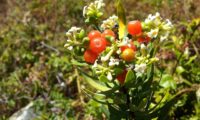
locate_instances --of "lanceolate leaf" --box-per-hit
[124,70,136,88]
[116,0,127,40]
[81,73,110,91]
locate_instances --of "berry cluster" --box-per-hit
[83,20,151,84]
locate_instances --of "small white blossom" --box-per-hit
[127,64,134,70]
[144,12,162,25]
[155,12,161,18]
[134,63,147,74]
[116,49,121,54]
[83,0,105,17]
[160,32,170,42]
[95,0,105,9]
[107,72,113,81]
[60,82,65,87]
[162,19,173,30]
[144,14,155,24]
[108,58,120,67]
[141,44,146,49]
[68,26,81,33]
[92,60,98,68]
[67,46,73,50]
[66,32,71,37]
[147,28,159,38]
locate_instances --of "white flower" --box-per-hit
[83,0,105,17]
[116,49,121,54]
[155,12,161,18]
[68,26,81,33]
[144,12,162,25]
[141,43,146,49]
[95,0,105,9]
[101,15,118,30]
[160,32,169,42]
[60,82,65,87]
[147,28,159,38]
[65,32,71,37]
[162,19,173,30]
[107,72,113,81]
[67,46,73,50]
[92,60,98,68]
[134,63,147,74]
[160,35,168,42]
[108,58,119,67]
[144,14,155,24]
[127,64,134,70]
[121,37,131,45]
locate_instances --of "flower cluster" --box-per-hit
[83,0,105,23]
[143,12,173,42]
[64,27,86,53]
[101,15,118,30]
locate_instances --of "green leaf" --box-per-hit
[81,73,110,91]
[159,74,176,89]
[124,70,136,88]
[99,75,109,83]
[116,0,127,40]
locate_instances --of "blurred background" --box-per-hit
[0,0,200,119]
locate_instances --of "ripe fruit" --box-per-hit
[84,49,98,64]
[128,20,142,35]
[120,42,136,52]
[137,36,150,44]
[102,29,115,45]
[88,30,101,41]
[121,48,135,62]
[116,70,127,84]
[102,29,115,39]
[90,37,107,54]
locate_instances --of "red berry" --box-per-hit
[102,29,115,39]
[84,49,98,64]
[116,70,127,84]
[128,20,142,35]
[137,36,150,44]
[121,48,135,62]
[89,37,107,54]
[102,29,115,45]
[120,42,136,52]
[88,30,101,41]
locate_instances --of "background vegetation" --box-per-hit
[0,0,200,119]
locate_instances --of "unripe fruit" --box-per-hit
[121,48,135,62]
